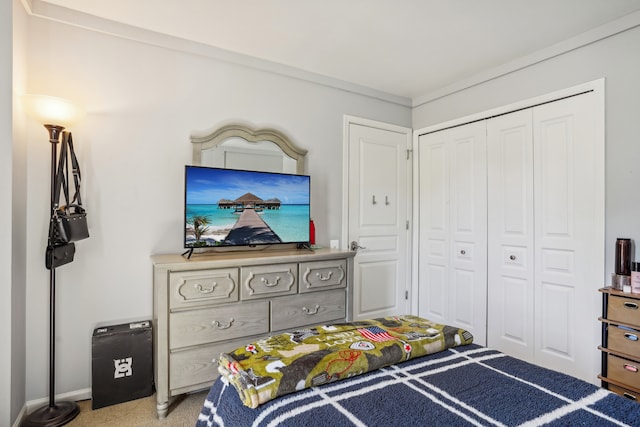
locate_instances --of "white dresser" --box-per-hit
[151,248,355,418]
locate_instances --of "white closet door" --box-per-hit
[417,131,449,325]
[533,94,600,383]
[487,109,535,361]
[418,122,487,345]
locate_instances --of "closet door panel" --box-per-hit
[423,264,447,321]
[451,269,475,329]
[540,282,574,357]
[500,276,529,343]
[487,109,534,361]
[537,118,572,237]
[418,123,487,345]
[533,93,599,383]
[449,123,487,345]
[417,136,449,324]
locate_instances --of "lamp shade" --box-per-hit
[23,94,85,128]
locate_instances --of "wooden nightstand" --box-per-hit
[598,288,640,402]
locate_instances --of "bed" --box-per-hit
[195,316,640,427]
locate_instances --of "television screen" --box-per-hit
[184,166,310,248]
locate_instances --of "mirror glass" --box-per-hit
[201,137,298,174]
[191,124,307,175]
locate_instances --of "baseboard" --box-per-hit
[12,405,26,427]
[16,388,92,426]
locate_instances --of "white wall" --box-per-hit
[23,16,411,400]
[413,25,640,283]
[3,0,30,424]
[1,0,14,424]
[10,0,28,424]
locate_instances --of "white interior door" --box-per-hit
[488,92,603,382]
[487,109,535,361]
[416,132,449,325]
[344,117,411,320]
[417,122,487,345]
[532,93,602,383]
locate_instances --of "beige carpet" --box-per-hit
[65,390,208,427]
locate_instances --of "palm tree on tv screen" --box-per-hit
[190,215,210,245]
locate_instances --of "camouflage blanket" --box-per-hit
[217,315,473,408]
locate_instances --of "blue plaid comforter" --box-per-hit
[196,344,640,426]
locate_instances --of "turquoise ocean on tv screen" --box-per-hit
[186,204,310,243]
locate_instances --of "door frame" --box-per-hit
[342,115,413,312]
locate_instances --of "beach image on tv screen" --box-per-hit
[185,166,310,247]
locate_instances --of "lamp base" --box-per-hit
[21,401,80,427]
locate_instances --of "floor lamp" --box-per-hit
[22,95,85,427]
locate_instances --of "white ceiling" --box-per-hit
[37,0,640,100]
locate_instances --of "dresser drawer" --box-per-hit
[169,268,239,309]
[169,335,252,393]
[170,300,269,349]
[607,383,640,402]
[271,289,346,331]
[299,259,347,293]
[608,295,640,325]
[607,354,640,390]
[608,324,640,356]
[241,263,297,299]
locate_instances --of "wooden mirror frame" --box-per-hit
[191,123,308,174]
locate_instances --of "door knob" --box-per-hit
[350,241,366,251]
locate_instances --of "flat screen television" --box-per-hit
[184,165,311,249]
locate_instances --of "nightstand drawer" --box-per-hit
[607,354,640,390]
[241,263,297,299]
[607,384,640,402]
[170,300,269,349]
[170,268,239,309]
[608,295,640,325]
[299,259,347,293]
[271,289,346,331]
[608,324,640,356]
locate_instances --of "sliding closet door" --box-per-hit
[532,93,601,382]
[418,122,487,345]
[487,109,535,361]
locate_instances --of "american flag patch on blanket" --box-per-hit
[357,326,397,342]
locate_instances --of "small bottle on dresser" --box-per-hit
[632,262,640,294]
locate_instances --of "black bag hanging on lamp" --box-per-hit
[22,94,86,427]
[49,132,89,246]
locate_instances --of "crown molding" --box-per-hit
[412,10,640,108]
[22,1,637,110]
[20,0,412,108]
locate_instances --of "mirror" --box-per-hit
[191,123,307,174]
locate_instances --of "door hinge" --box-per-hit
[406,149,413,160]
[406,220,410,230]
[405,290,409,300]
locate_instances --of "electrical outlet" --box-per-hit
[330,240,339,249]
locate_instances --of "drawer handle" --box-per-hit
[261,276,281,287]
[624,302,639,310]
[212,318,234,329]
[194,283,216,294]
[623,392,637,400]
[623,363,638,373]
[624,333,639,342]
[302,304,320,315]
[509,255,516,261]
[316,271,333,281]
[460,250,466,255]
